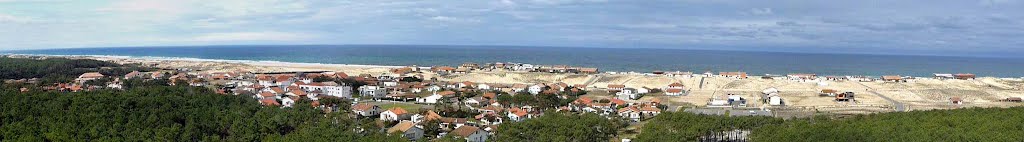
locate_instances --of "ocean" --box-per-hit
[5,45,1024,77]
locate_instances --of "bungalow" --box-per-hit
[951,96,963,105]
[882,76,904,82]
[954,73,976,80]
[449,126,489,142]
[431,66,456,74]
[75,72,105,83]
[934,73,955,79]
[411,110,442,123]
[388,121,424,141]
[507,108,531,122]
[124,71,142,79]
[352,103,381,117]
[458,81,475,89]
[766,94,784,106]
[476,83,491,90]
[579,68,599,74]
[607,84,625,92]
[511,84,529,93]
[381,107,411,121]
[719,72,748,79]
[820,89,838,97]
[787,74,817,80]
[618,106,642,122]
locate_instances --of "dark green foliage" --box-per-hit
[0,57,125,83]
[637,108,1024,142]
[495,112,621,142]
[749,107,1024,142]
[634,111,784,141]
[0,85,405,141]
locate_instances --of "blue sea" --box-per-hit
[5,45,1024,77]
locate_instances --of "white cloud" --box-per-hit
[748,8,773,15]
[0,13,36,23]
[429,16,480,23]
[191,32,314,42]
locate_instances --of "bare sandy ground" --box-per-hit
[37,55,1024,114]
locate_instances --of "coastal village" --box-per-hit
[8,55,1024,141]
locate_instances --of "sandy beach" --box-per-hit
[17,54,1024,115]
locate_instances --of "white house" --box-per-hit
[528,84,545,95]
[618,107,642,122]
[282,97,296,108]
[617,88,642,100]
[450,125,489,142]
[388,121,424,141]
[418,94,443,104]
[359,85,386,98]
[352,103,381,117]
[425,85,442,92]
[476,83,491,90]
[380,107,411,121]
[507,108,530,122]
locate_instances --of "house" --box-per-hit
[458,81,475,89]
[476,83,491,90]
[306,82,352,98]
[511,84,529,93]
[352,103,381,117]
[766,94,783,106]
[719,72,748,78]
[835,92,854,102]
[507,108,530,121]
[954,73,976,80]
[381,107,411,121]
[951,97,963,105]
[282,96,297,107]
[449,125,489,142]
[432,66,456,74]
[388,121,424,141]
[617,88,642,100]
[75,72,105,83]
[418,93,443,104]
[359,85,386,99]
[124,71,142,79]
[787,74,817,80]
[881,76,904,82]
[665,88,685,96]
[820,89,838,96]
[934,73,955,79]
[411,110,442,123]
[579,68,599,74]
[260,98,280,107]
[618,106,642,122]
[666,82,685,90]
[528,84,545,95]
[607,84,625,92]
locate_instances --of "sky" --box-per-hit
[1,0,1022,57]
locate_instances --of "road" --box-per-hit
[856,82,907,111]
[582,75,602,87]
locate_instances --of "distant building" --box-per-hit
[75,72,105,83]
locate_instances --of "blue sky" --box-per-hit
[1,0,1022,56]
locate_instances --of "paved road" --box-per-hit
[856,82,907,111]
[582,75,602,87]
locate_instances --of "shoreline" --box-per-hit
[6,53,1021,79]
